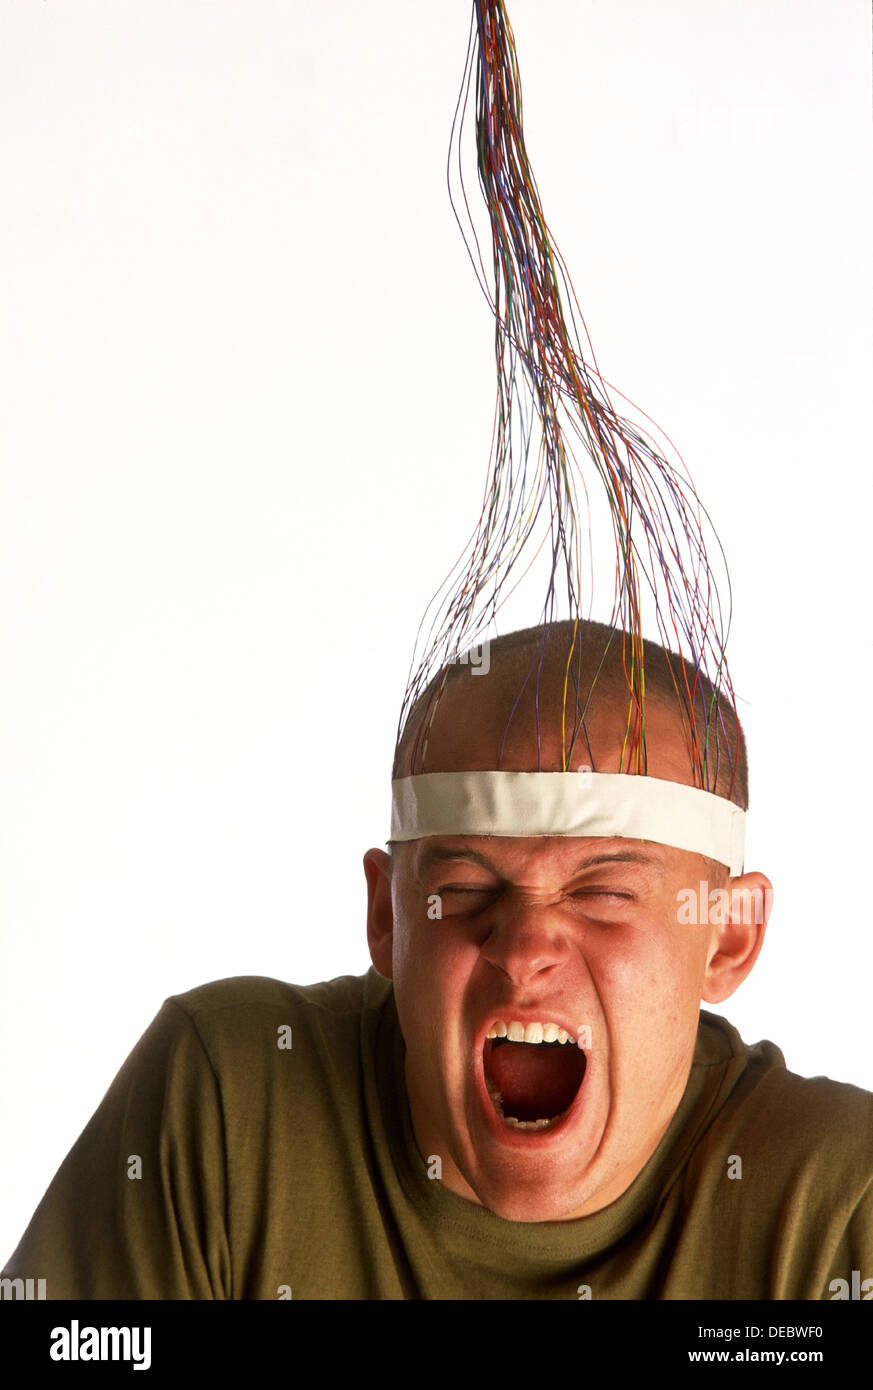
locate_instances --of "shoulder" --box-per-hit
[698,1009,873,1112]
[167,970,390,1023]
[694,1009,873,1184]
[151,968,394,1083]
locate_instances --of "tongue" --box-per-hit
[489,1042,584,1121]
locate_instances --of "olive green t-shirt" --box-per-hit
[3,970,871,1299]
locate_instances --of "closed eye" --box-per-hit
[438,885,499,896]
[572,889,634,900]
[432,885,500,918]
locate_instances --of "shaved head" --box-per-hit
[393,618,747,810]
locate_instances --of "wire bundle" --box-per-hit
[397,0,738,798]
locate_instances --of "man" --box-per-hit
[3,620,871,1298]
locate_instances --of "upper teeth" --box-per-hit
[486,1019,583,1047]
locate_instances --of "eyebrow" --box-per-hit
[416,843,664,875]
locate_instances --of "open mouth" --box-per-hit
[483,1020,587,1131]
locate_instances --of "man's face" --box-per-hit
[367,676,760,1223]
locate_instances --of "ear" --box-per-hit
[363,847,395,979]
[701,871,773,1004]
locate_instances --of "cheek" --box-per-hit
[594,940,699,1101]
[391,887,474,997]
[587,912,703,1032]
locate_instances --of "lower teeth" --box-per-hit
[486,1082,558,1129]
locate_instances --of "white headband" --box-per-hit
[391,771,745,876]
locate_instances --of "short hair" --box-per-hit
[393,618,748,811]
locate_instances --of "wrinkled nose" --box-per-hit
[478,894,573,987]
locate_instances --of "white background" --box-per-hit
[1,0,871,1261]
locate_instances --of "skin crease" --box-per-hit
[363,668,773,1223]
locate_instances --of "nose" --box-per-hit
[478,892,574,987]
